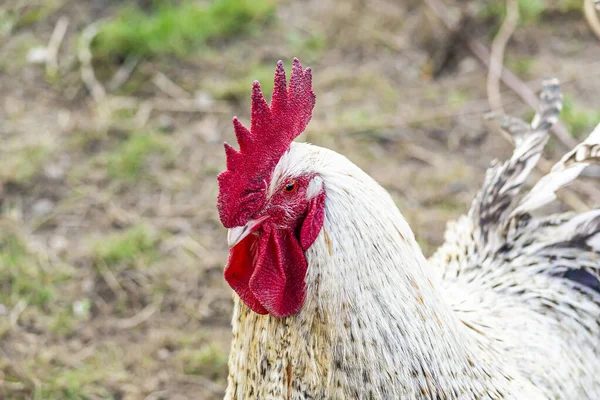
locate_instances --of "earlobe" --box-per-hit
[299,190,326,251]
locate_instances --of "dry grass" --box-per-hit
[0,0,599,398]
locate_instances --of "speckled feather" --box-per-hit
[224,76,600,399]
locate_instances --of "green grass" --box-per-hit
[561,96,600,139]
[342,109,374,126]
[0,229,62,310]
[212,29,327,101]
[32,349,127,400]
[555,0,584,13]
[287,31,327,63]
[0,9,18,37]
[0,0,66,36]
[94,0,277,59]
[447,89,471,106]
[212,63,276,101]
[179,343,228,379]
[107,133,168,181]
[505,56,535,77]
[479,0,545,25]
[479,0,581,27]
[49,308,76,337]
[3,347,126,399]
[330,109,391,136]
[0,145,50,185]
[48,298,92,337]
[93,224,158,268]
[67,131,171,196]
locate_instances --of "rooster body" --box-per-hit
[226,144,542,399]
[218,61,600,399]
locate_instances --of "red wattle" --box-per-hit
[224,225,308,318]
[224,233,268,315]
[249,226,307,318]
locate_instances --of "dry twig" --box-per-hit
[78,22,112,127]
[78,23,106,104]
[145,391,170,400]
[108,55,140,92]
[584,0,600,41]
[96,260,127,299]
[487,0,519,115]
[45,16,69,78]
[9,299,27,329]
[422,0,593,210]
[115,296,163,330]
[152,72,193,98]
[134,101,155,128]
[422,0,578,149]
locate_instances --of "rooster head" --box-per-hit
[217,58,325,318]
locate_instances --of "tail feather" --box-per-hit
[434,78,600,300]
[512,122,600,216]
[531,79,563,131]
[505,114,600,295]
[470,78,562,240]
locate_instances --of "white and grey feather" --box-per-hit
[226,80,600,399]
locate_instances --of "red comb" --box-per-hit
[217,58,316,227]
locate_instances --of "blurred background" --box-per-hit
[0,0,599,398]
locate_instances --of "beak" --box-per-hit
[227,216,268,248]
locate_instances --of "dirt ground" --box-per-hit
[0,0,599,399]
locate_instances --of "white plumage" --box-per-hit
[224,79,600,399]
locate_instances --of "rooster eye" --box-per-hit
[283,181,297,194]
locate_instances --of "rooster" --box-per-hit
[217,58,600,399]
